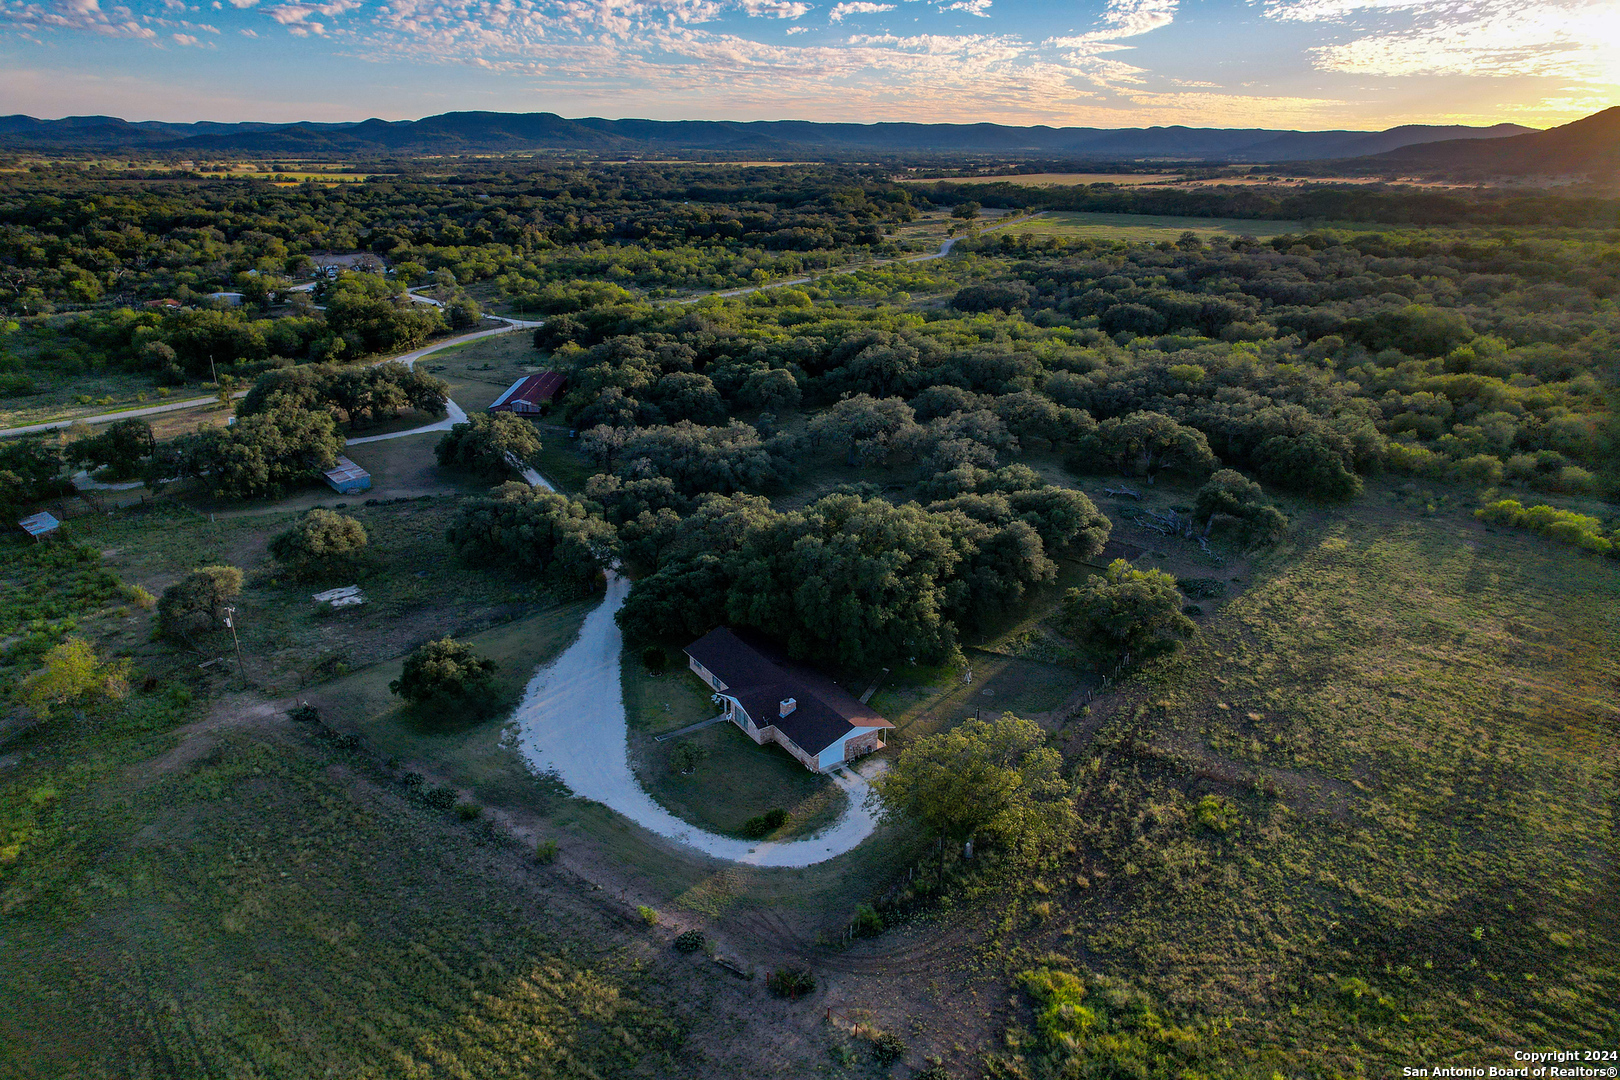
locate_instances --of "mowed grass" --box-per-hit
[310,598,595,808]
[1017,506,1620,1074]
[420,332,548,412]
[623,656,848,842]
[68,495,551,696]
[1005,211,1306,242]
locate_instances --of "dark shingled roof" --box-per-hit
[684,628,890,758]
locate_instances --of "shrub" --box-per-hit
[741,807,789,838]
[268,508,368,574]
[16,637,130,719]
[642,645,667,673]
[455,802,481,820]
[423,785,458,810]
[766,965,816,999]
[1476,500,1613,555]
[638,905,660,926]
[851,903,884,938]
[1193,794,1241,835]
[389,637,497,705]
[287,703,320,723]
[870,1031,907,1065]
[673,929,705,953]
[535,838,559,864]
[671,741,709,775]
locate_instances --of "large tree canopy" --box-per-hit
[446,483,619,597]
[871,713,1074,858]
[1058,559,1195,662]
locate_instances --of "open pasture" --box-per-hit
[902,173,1179,187]
[1005,210,1307,241]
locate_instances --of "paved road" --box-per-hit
[512,570,885,867]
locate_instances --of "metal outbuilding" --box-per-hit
[488,371,565,415]
[18,511,61,541]
[322,456,372,494]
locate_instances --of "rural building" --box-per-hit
[205,291,245,306]
[322,455,372,494]
[488,371,564,415]
[18,511,61,541]
[684,628,892,773]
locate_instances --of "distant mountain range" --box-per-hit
[0,111,1538,163]
[1362,106,1620,180]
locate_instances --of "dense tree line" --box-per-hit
[237,360,448,427]
[520,224,1615,500]
[446,483,619,596]
[0,163,919,316]
[615,477,1109,668]
[912,178,1620,230]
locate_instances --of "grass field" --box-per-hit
[310,599,596,808]
[1004,211,1307,242]
[0,706,696,1078]
[623,658,849,842]
[991,502,1620,1076]
[0,371,204,432]
[902,173,1180,187]
[418,332,546,411]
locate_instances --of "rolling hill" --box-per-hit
[0,110,1537,162]
[1361,106,1620,180]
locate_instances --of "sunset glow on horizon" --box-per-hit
[2,0,1616,131]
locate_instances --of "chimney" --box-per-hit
[779,697,796,718]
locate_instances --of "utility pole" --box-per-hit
[223,605,247,683]
[210,352,218,385]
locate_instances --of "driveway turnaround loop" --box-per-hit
[512,571,885,867]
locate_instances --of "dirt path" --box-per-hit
[511,571,886,867]
[0,391,250,439]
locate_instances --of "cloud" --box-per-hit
[1046,0,1176,50]
[785,22,806,32]
[264,0,354,33]
[828,1,891,22]
[741,0,810,16]
[238,24,255,32]
[1261,0,1620,84]
[0,0,159,39]
[938,0,988,14]
[171,28,197,40]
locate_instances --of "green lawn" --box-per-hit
[67,496,557,697]
[418,332,548,412]
[309,599,595,808]
[1005,211,1306,242]
[622,656,848,842]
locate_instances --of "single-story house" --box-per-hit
[205,291,245,306]
[488,371,565,415]
[18,511,61,541]
[684,627,892,774]
[322,455,372,494]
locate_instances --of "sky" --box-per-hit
[1,0,1617,130]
